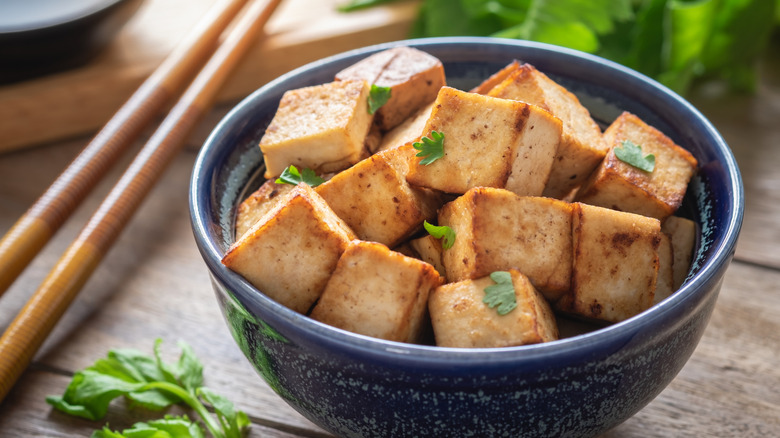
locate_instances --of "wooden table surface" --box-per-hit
[1,2,779,436]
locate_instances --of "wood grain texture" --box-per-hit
[0,0,420,152]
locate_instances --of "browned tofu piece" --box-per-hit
[575,111,698,220]
[316,143,442,247]
[406,86,560,195]
[408,234,446,280]
[259,80,372,178]
[663,216,697,289]
[469,60,521,94]
[556,203,662,323]
[438,188,573,302]
[310,240,443,343]
[364,124,384,154]
[336,46,445,131]
[428,269,558,348]
[222,183,356,314]
[487,63,608,199]
[235,180,294,240]
[654,233,674,304]
[376,102,433,153]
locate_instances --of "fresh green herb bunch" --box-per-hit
[47,339,250,438]
[340,0,778,94]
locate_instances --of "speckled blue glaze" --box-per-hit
[189,38,743,438]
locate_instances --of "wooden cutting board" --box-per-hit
[0,0,419,153]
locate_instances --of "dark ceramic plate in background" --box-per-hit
[190,37,744,437]
[0,0,145,84]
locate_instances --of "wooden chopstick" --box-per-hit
[0,0,283,402]
[0,0,252,298]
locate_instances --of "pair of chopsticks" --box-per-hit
[0,0,283,402]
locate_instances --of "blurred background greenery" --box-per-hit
[339,0,779,95]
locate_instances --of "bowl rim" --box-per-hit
[190,36,744,367]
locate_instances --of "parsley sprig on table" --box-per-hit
[413,130,445,165]
[483,271,517,316]
[46,339,250,438]
[339,0,778,94]
[614,140,655,172]
[275,165,325,187]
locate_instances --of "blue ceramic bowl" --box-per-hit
[190,37,743,437]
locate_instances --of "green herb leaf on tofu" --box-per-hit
[367,84,392,114]
[483,271,517,316]
[614,140,655,172]
[275,165,325,187]
[413,130,445,165]
[423,220,456,249]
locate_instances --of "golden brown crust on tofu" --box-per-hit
[469,60,521,95]
[222,183,356,314]
[376,102,433,153]
[654,233,675,304]
[575,111,698,220]
[428,269,558,348]
[259,80,372,178]
[235,180,294,241]
[438,188,573,302]
[663,216,697,289]
[487,63,607,199]
[316,143,442,247]
[556,202,661,323]
[310,240,443,343]
[406,86,559,195]
[336,46,445,131]
[408,234,447,280]
[504,103,563,197]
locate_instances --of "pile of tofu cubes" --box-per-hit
[222,47,699,348]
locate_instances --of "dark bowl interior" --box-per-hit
[0,0,145,84]
[190,37,744,437]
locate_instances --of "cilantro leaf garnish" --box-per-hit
[423,220,456,249]
[368,84,392,114]
[483,271,517,316]
[47,339,250,438]
[275,165,325,187]
[413,130,445,165]
[614,140,655,172]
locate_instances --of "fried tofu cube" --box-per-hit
[470,60,521,95]
[222,183,356,314]
[335,47,445,131]
[575,111,698,220]
[654,233,674,304]
[375,102,433,153]
[406,86,561,195]
[556,203,662,323]
[663,216,697,289]
[438,188,573,302]
[487,63,608,199]
[259,80,372,178]
[428,269,558,348]
[408,234,446,280]
[310,240,443,343]
[316,143,441,247]
[235,180,294,240]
